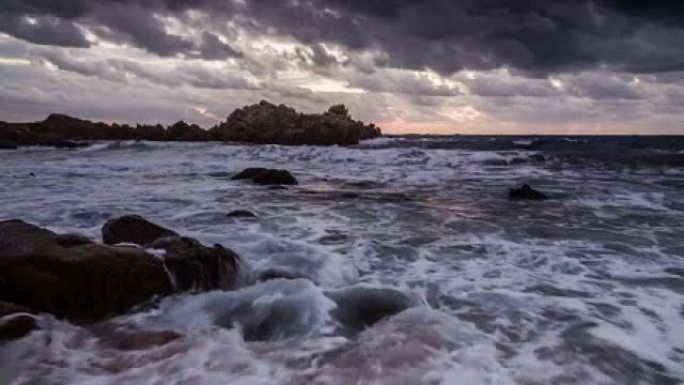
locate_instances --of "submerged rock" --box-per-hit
[226,209,257,218]
[509,184,548,200]
[102,214,178,246]
[326,286,411,332]
[232,168,298,185]
[209,279,335,341]
[0,219,173,320]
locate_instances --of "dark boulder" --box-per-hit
[0,140,18,149]
[227,210,257,218]
[0,219,174,320]
[102,215,178,246]
[101,215,242,292]
[232,168,298,185]
[509,184,548,200]
[148,236,241,292]
[326,286,411,332]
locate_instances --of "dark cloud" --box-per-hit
[0,15,90,48]
[2,0,683,74]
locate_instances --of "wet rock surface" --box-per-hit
[0,301,36,341]
[149,236,241,292]
[326,286,411,332]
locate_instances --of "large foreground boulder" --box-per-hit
[102,215,241,291]
[210,100,382,146]
[232,168,298,185]
[0,219,173,320]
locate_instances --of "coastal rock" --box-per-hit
[232,167,298,185]
[102,215,241,291]
[227,209,257,218]
[210,100,381,146]
[509,184,548,200]
[102,215,178,246]
[0,219,174,320]
[326,286,411,332]
[148,236,241,292]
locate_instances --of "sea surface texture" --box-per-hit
[1,136,683,384]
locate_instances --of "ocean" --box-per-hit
[1,136,683,384]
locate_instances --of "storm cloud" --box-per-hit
[0,0,683,133]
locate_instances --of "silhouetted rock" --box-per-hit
[227,210,257,218]
[102,215,178,246]
[232,167,298,185]
[0,219,174,320]
[210,100,382,145]
[1,101,381,147]
[509,184,548,200]
[167,121,211,141]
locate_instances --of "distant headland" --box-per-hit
[0,100,382,149]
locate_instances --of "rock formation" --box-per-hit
[0,101,381,147]
[102,215,241,292]
[0,219,173,320]
[209,100,381,145]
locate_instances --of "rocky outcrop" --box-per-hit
[102,215,178,246]
[509,184,548,200]
[209,100,382,146]
[0,219,174,320]
[166,121,211,142]
[232,168,299,185]
[102,216,241,292]
[1,101,381,147]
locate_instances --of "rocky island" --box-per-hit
[0,101,381,148]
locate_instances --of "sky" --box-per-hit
[0,0,683,134]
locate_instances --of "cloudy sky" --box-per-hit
[1,0,683,134]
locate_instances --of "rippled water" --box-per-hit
[1,138,683,384]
